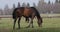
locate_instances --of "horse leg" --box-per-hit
[26,18,31,28]
[18,17,21,29]
[26,17,34,28]
[31,18,34,28]
[13,18,17,29]
[25,17,29,23]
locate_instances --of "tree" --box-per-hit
[4,4,9,10]
[59,0,60,3]
[0,9,3,15]
[13,3,15,9]
[37,1,42,13]
[33,3,36,8]
[17,2,20,8]
[22,3,26,7]
[48,0,50,4]
[55,0,58,3]
[26,3,30,7]
[4,4,9,15]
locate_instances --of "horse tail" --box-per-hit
[12,8,17,19]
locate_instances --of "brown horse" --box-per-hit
[12,7,43,29]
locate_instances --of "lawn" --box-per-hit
[0,18,60,32]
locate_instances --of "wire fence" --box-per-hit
[0,14,60,18]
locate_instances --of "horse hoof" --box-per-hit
[38,24,42,27]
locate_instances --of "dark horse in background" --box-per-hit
[12,7,43,29]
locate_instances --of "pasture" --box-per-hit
[0,14,60,32]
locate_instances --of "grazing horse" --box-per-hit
[12,7,43,29]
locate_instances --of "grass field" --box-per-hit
[0,18,60,32]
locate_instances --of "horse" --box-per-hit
[12,7,43,29]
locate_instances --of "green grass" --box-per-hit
[0,18,60,32]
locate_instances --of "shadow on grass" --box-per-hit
[0,27,60,32]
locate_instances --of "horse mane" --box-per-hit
[31,7,40,18]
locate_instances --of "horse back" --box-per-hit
[23,7,33,16]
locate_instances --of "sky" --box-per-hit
[0,0,55,9]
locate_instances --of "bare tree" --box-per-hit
[0,9,3,15]
[26,3,30,7]
[22,3,26,7]
[13,3,15,9]
[59,0,60,3]
[55,0,59,3]
[33,3,36,8]
[4,4,10,15]
[17,2,20,8]
[48,0,50,4]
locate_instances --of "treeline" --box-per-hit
[37,0,60,14]
[0,2,36,15]
[0,0,60,15]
